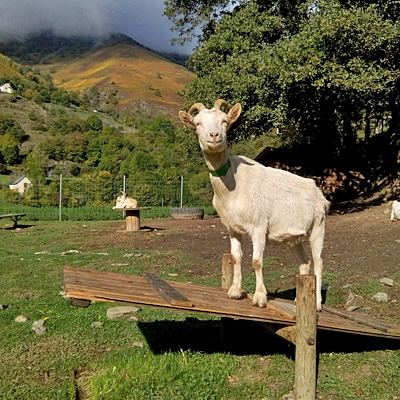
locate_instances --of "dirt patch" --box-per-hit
[87,203,400,321]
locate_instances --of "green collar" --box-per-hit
[210,158,231,177]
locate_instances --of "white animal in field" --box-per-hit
[113,191,137,209]
[179,99,330,311]
[391,200,400,221]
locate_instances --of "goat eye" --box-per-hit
[222,120,228,125]
[196,122,202,127]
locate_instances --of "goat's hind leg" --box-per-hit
[227,231,243,300]
[310,220,325,311]
[290,235,324,311]
[289,240,312,307]
[251,228,267,308]
[289,241,311,275]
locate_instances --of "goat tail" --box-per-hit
[314,197,330,229]
[324,198,331,214]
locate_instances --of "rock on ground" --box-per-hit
[345,292,364,311]
[107,306,140,320]
[15,315,29,323]
[380,278,394,287]
[32,319,47,335]
[371,292,389,303]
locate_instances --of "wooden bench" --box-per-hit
[0,213,26,228]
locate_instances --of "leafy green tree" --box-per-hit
[69,164,81,177]
[49,114,80,134]
[23,152,46,181]
[63,133,88,163]
[0,133,19,164]
[0,162,7,174]
[189,171,214,204]
[96,137,132,176]
[167,0,400,169]
[50,89,73,106]
[0,114,25,142]
[40,136,65,161]
[91,170,115,205]
[84,115,103,132]
[84,134,108,167]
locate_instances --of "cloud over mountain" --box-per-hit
[0,0,194,54]
[0,0,115,41]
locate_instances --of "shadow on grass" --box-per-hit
[317,329,400,353]
[138,317,400,358]
[138,318,296,358]
[2,223,35,230]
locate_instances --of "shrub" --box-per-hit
[69,164,80,177]
[188,171,214,205]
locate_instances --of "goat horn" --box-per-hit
[188,103,206,115]
[213,99,229,112]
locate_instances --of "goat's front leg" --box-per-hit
[227,232,243,299]
[251,229,267,307]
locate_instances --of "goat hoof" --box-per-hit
[227,286,242,300]
[252,292,267,308]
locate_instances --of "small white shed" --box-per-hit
[9,176,32,194]
[0,83,14,94]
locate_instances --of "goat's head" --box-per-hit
[179,99,241,153]
[114,191,126,205]
[113,191,125,209]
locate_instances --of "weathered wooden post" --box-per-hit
[126,209,141,231]
[295,274,317,400]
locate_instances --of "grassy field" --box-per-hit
[0,220,399,399]
[0,202,171,222]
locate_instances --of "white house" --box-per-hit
[9,176,32,194]
[0,83,14,94]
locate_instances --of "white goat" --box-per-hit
[113,191,137,209]
[391,200,400,221]
[179,99,330,310]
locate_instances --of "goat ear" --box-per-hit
[179,111,196,130]
[227,103,241,125]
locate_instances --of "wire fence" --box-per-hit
[0,175,209,221]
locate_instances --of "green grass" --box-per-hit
[0,174,17,187]
[0,220,399,399]
[0,197,217,222]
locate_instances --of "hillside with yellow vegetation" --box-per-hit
[0,54,24,79]
[39,43,195,116]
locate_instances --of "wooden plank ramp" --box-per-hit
[64,267,400,340]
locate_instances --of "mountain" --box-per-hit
[0,33,195,116]
[40,43,194,116]
[0,31,97,65]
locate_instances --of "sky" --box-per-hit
[0,0,196,55]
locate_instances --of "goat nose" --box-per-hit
[209,132,219,138]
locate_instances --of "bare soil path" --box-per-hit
[92,203,400,323]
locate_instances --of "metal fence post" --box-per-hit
[123,175,126,218]
[59,174,62,221]
[180,175,183,208]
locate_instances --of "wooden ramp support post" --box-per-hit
[295,274,317,400]
[126,209,141,231]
